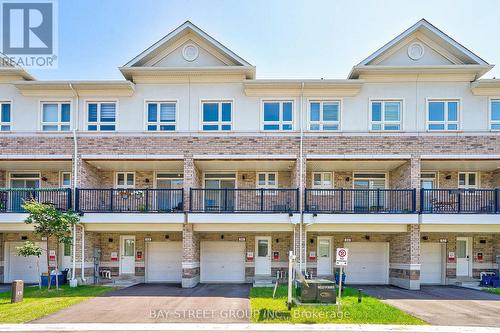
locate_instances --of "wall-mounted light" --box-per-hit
[422,236,429,241]
[365,235,370,241]
[21,235,28,240]
[108,238,113,243]
[221,234,224,240]
[345,177,350,182]
[310,238,314,244]
[344,238,352,243]
[145,178,150,183]
[165,235,169,239]
[144,237,152,242]
[242,174,246,180]
[41,176,48,182]
[313,213,318,217]
[445,175,452,180]
[288,213,293,217]
[439,238,448,243]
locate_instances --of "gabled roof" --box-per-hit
[123,21,252,68]
[349,19,492,79]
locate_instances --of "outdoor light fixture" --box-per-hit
[221,234,224,240]
[345,177,350,181]
[145,178,150,183]
[108,238,113,243]
[41,176,48,181]
[276,238,279,243]
[310,238,314,244]
[439,238,448,243]
[313,213,318,217]
[165,235,169,239]
[445,175,452,180]
[365,235,370,240]
[422,236,429,241]
[145,237,152,242]
[288,213,293,217]
[21,236,28,240]
[344,238,352,242]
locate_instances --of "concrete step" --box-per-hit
[253,275,276,288]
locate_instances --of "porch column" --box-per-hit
[182,223,200,288]
[183,155,201,211]
[389,224,421,290]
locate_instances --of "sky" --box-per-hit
[27,0,500,80]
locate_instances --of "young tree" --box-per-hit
[16,241,43,289]
[23,200,80,290]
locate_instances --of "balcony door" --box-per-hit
[204,174,236,211]
[156,173,183,211]
[9,173,40,212]
[353,173,386,211]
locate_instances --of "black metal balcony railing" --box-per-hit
[190,188,299,213]
[76,188,184,213]
[421,188,500,214]
[304,188,417,213]
[0,188,72,213]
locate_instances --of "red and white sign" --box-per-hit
[111,251,118,261]
[336,248,348,266]
[49,250,56,261]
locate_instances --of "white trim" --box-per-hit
[7,171,41,187]
[114,171,136,189]
[488,97,500,131]
[457,171,478,189]
[368,98,404,132]
[306,154,411,160]
[425,98,462,131]
[81,154,183,160]
[311,172,333,189]
[260,99,295,132]
[0,154,73,160]
[84,99,119,132]
[199,99,234,132]
[59,171,72,188]
[193,154,297,160]
[306,99,341,132]
[256,172,278,189]
[144,99,178,132]
[0,100,12,132]
[39,99,73,132]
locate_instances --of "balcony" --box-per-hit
[76,189,184,213]
[189,188,299,213]
[304,188,416,214]
[0,188,72,213]
[421,188,500,214]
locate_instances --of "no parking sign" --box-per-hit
[336,248,348,266]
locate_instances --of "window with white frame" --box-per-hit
[116,172,135,189]
[262,101,293,131]
[41,102,71,131]
[491,99,500,130]
[370,100,402,131]
[312,172,333,189]
[60,172,71,188]
[87,102,116,131]
[309,101,340,131]
[0,102,11,131]
[458,172,478,189]
[427,100,459,131]
[256,172,278,189]
[201,101,232,131]
[146,101,176,131]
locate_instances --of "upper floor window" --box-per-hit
[256,172,278,189]
[370,100,401,131]
[116,172,135,189]
[201,101,232,131]
[263,101,293,131]
[427,100,459,131]
[491,99,500,130]
[312,172,333,189]
[458,172,477,189]
[41,102,71,131]
[146,101,176,131]
[0,102,11,131]
[309,101,340,131]
[87,102,116,131]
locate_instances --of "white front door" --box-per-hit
[255,236,271,275]
[317,236,333,276]
[120,235,136,275]
[59,243,72,271]
[456,237,471,277]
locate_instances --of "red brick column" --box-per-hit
[389,224,421,290]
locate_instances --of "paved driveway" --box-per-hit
[0,284,11,293]
[361,285,500,326]
[34,283,251,323]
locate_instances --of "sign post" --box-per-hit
[335,248,348,311]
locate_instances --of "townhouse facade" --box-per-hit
[0,19,499,290]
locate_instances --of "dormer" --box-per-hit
[348,19,493,81]
[120,21,255,83]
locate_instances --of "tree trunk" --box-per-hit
[37,257,41,289]
[55,244,59,290]
[46,238,51,290]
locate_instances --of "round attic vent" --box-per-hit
[182,43,199,62]
[407,42,424,60]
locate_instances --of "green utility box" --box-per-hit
[297,279,336,303]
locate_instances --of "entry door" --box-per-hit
[456,237,471,277]
[10,175,40,211]
[120,236,136,274]
[204,178,236,211]
[59,242,72,271]
[317,237,333,276]
[156,178,183,211]
[255,236,271,275]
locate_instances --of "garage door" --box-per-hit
[344,242,389,284]
[200,241,245,283]
[6,242,48,283]
[146,242,182,283]
[421,243,443,284]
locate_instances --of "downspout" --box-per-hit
[69,83,79,283]
[299,82,305,273]
[79,224,86,282]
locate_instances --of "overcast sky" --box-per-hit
[28,0,500,80]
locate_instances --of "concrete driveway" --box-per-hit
[361,285,500,326]
[34,283,252,323]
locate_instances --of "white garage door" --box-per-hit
[344,242,389,284]
[146,242,182,283]
[421,243,443,284]
[200,241,245,283]
[6,242,48,283]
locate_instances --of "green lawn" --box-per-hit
[250,286,426,324]
[0,284,117,323]
[482,288,500,295]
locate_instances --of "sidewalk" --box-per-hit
[0,323,499,333]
